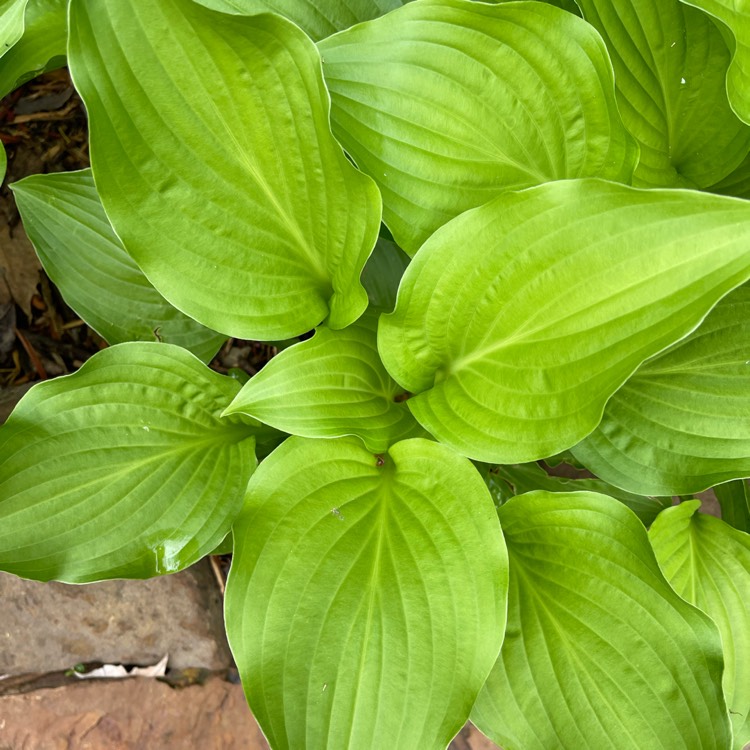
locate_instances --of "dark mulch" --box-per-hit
[1,70,95,388]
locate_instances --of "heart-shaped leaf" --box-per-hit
[226,436,508,750]
[0,0,66,98]
[472,491,731,750]
[379,179,750,464]
[196,0,407,41]
[573,285,750,495]
[576,0,750,187]
[68,0,381,340]
[12,170,226,363]
[224,312,423,452]
[0,342,257,582]
[319,0,636,254]
[679,0,750,126]
[650,500,750,748]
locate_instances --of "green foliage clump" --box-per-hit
[1,0,750,747]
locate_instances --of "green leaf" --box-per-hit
[493,462,670,525]
[0,0,66,98]
[195,0,407,41]
[538,0,580,14]
[68,0,381,340]
[472,491,731,750]
[360,236,409,312]
[650,500,750,748]
[679,0,750,126]
[226,436,508,750]
[379,179,750,464]
[209,532,233,556]
[709,151,750,199]
[573,285,750,495]
[319,0,637,254]
[224,313,423,453]
[473,462,516,508]
[0,342,257,583]
[576,0,750,187]
[714,479,750,533]
[11,170,226,363]
[0,142,6,184]
[0,0,27,56]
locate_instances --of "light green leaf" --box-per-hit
[679,0,750,126]
[576,0,750,187]
[472,491,731,750]
[195,0,407,41]
[492,461,670,525]
[360,236,409,312]
[379,179,750,464]
[226,436,508,750]
[573,285,750,495]
[11,170,226,363]
[714,479,750,533]
[68,0,381,340]
[0,0,27,56]
[319,0,636,254]
[224,313,423,453]
[0,0,66,98]
[0,142,6,184]
[650,500,750,748]
[0,342,257,583]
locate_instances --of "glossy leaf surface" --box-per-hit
[0,343,256,582]
[12,170,226,363]
[576,0,750,187]
[573,286,750,495]
[225,313,423,452]
[226,436,507,750]
[473,491,730,750]
[0,0,65,98]
[650,500,750,747]
[68,0,380,339]
[679,0,750,126]
[379,179,750,464]
[320,0,637,254]
[196,0,406,41]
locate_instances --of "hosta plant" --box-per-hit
[2,0,750,748]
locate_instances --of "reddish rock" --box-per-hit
[0,677,269,750]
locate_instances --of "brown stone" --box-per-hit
[0,562,232,674]
[0,676,269,750]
